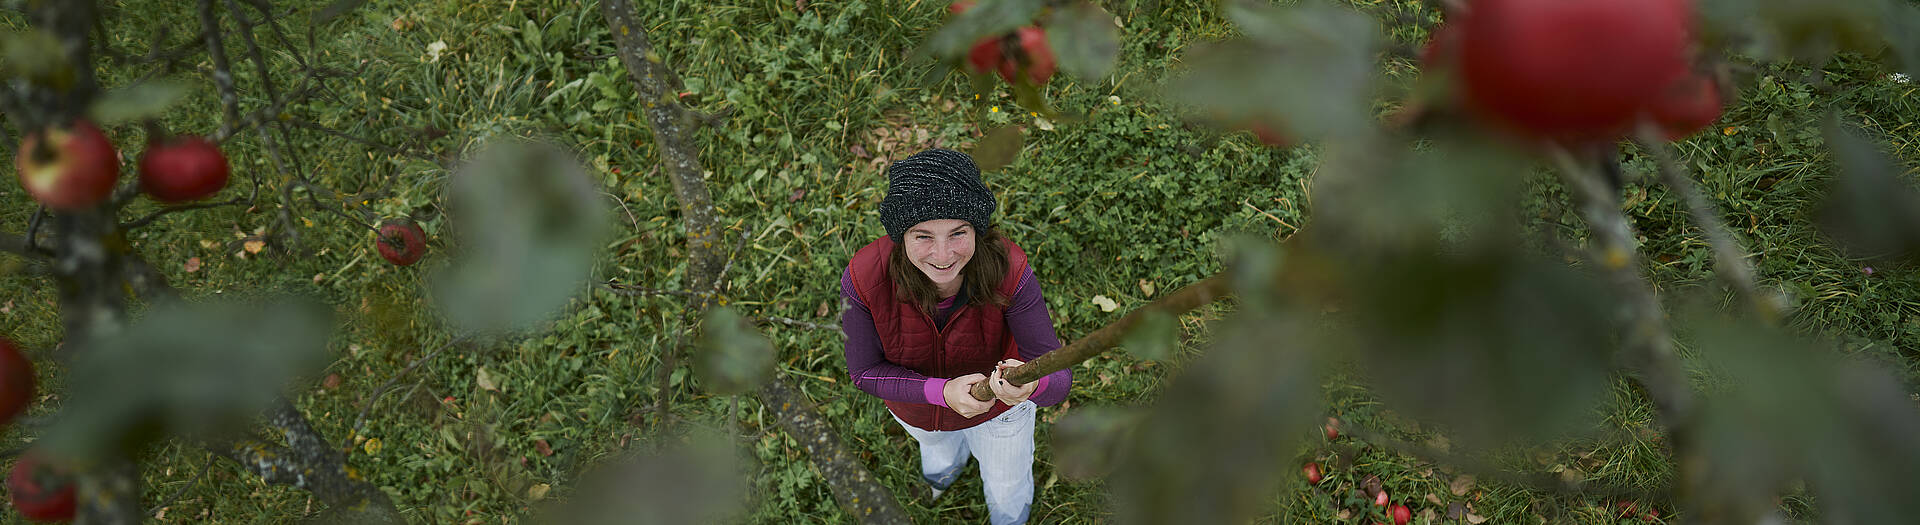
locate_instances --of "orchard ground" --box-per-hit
[3,0,1919,523]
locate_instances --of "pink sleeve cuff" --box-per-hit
[1033,376,1051,402]
[924,378,949,408]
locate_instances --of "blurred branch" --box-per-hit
[1634,129,1776,321]
[971,272,1231,401]
[759,377,912,523]
[1546,149,1695,427]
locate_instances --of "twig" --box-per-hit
[600,281,711,300]
[145,456,215,517]
[119,197,251,230]
[345,338,463,451]
[1634,128,1775,321]
[755,316,838,332]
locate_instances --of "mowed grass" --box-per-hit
[1,0,1917,523]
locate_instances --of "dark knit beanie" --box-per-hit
[879,148,997,243]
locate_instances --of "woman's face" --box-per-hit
[904,219,974,293]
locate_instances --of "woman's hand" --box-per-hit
[988,359,1039,406]
[943,373,994,418]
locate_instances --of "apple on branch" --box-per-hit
[138,135,231,203]
[15,120,120,211]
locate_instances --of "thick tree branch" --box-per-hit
[602,0,728,427]
[600,0,725,293]
[971,273,1231,401]
[212,436,402,524]
[598,6,905,522]
[759,378,912,523]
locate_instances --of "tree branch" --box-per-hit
[759,377,911,523]
[1634,129,1776,321]
[971,272,1231,401]
[212,436,402,524]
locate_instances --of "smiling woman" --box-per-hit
[840,148,1073,525]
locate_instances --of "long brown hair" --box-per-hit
[887,227,1011,314]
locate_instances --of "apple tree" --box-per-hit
[0,0,618,523]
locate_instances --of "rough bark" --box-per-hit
[598,4,908,522]
[600,0,728,427]
[759,379,913,524]
[971,273,1232,401]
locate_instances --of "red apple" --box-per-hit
[0,338,32,427]
[1249,123,1292,148]
[138,136,230,202]
[1647,72,1723,140]
[966,37,1004,75]
[15,120,119,210]
[7,453,75,523]
[1392,504,1412,525]
[948,0,975,14]
[998,26,1055,85]
[1324,417,1341,440]
[375,219,427,267]
[1374,490,1389,507]
[1302,462,1323,484]
[1455,0,1695,142]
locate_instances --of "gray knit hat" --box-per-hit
[879,148,997,243]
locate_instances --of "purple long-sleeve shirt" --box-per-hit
[842,265,1072,408]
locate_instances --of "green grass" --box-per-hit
[3,0,1919,523]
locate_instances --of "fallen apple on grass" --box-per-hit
[375,219,427,267]
[7,453,75,523]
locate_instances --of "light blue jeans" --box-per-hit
[893,400,1036,525]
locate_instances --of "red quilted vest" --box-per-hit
[847,236,1029,431]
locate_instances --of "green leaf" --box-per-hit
[1120,310,1177,362]
[42,298,333,461]
[1698,0,1893,65]
[971,125,1025,172]
[88,80,190,125]
[1167,0,1380,141]
[1052,407,1145,480]
[1688,312,1920,525]
[1111,309,1319,524]
[311,0,370,27]
[1047,2,1121,81]
[0,29,70,83]
[545,429,746,525]
[918,0,1042,62]
[435,140,611,335]
[1334,247,1617,449]
[695,307,775,396]
[1815,119,1920,262]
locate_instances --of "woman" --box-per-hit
[840,148,1072,525]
